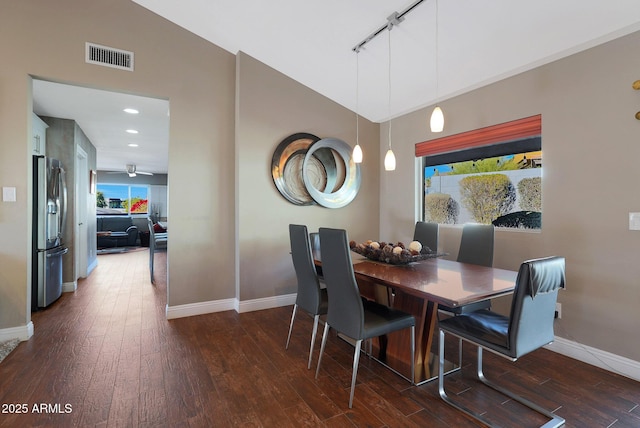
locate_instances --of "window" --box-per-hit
[96,184,149,215]
[416,115,542,230]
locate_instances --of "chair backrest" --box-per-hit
[508,256,566,357]
[413,221,438,252]
[457,224,494,267]
[318,227,365,339]
[289,224,323,314]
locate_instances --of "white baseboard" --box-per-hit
[236,293,296,313]
[62,280,77,293]
[165,293,297,319]
[0,322,34,342]
[545,336,640,382]
[87,258,98,276]
[166,298,236,319]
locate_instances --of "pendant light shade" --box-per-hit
[352,143,363,163]
[384,149,396,171]
[384,19,396,171]
[352,50,363,163]
[430,106,444,132]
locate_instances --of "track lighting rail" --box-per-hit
[352,0,426,52]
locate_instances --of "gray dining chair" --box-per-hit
[413,221,438,252]
[148,217,167,284]
[441,223,496,315]
[438,256,566,427]
[286,224,329,369]
[315,227,415,408]
[308,232,323,280]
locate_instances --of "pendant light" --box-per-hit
[384,23,396,171]
[352,49,363,163]
[430,0,444,133]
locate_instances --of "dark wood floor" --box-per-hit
[1,248,639,427]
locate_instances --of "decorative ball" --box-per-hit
[408,241,422,253]
[392,246,403,255]
[369,241,380,250]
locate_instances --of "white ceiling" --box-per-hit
[32,0,640,174]
[33,80,170,174]
[133,0,640,122]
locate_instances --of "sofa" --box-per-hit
[96,216,139,248]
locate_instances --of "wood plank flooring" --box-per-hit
[1,248,639,427]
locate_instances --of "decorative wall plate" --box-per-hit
[303,138,361,208]
[271,133,361,208]
[271,133,320,205]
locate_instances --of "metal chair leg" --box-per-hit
[315,322,330,379]
[476,347,565,428]
[285,304,297,350]
[438,329,495,426]
[349,339,363,408]
[308,314,320,369]
[438,329,565,428]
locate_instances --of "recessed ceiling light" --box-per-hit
[128,143,139,147]
[126,129,138,134]
[123,108,139,114]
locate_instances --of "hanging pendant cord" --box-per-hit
[356,51,360,146]
[388,25,392,149]
[435,0,439,102]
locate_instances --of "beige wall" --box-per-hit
[236,52,379,302]
[0,0,236,328]
[380,30,640,362]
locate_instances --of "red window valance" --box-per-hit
[415,114,541,158]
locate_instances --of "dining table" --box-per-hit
[350,256,518,384]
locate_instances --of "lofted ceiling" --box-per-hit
[133,0,640,122]
[32,0,640,174]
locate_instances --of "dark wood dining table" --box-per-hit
[351,257,518,384]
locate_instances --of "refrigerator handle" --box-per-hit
[47,247,69,258]
[59,166,67,239]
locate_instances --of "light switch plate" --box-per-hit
[2,187,16,202]
[629,212,640,230]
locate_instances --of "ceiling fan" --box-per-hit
[106,164,153,177]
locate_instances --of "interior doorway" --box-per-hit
[31,79,170,302]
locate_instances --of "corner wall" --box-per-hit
[235,52,380,305]
[379,29,640,363]
[0,0,236,333]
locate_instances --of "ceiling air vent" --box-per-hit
[85,42,134,71]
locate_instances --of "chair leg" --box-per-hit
[285,304,297,350]
[308,314,320,369]
[149,243,155,284]
[349,339,363,408]
[476,347,565,428]
[438,329,565,428]
[315,322,330,379]
[438,329,495,426]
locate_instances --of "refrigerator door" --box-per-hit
[45,157,67,249]
[33,155,69,309]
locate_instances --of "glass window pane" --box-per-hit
[130,186,148,214]
[96,184,128,215]
[423,149,542,229]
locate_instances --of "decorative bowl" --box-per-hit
[349,240,444,265]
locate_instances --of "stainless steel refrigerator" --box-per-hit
[32,156,68,309]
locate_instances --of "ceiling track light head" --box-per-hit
[386,12,404,29]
